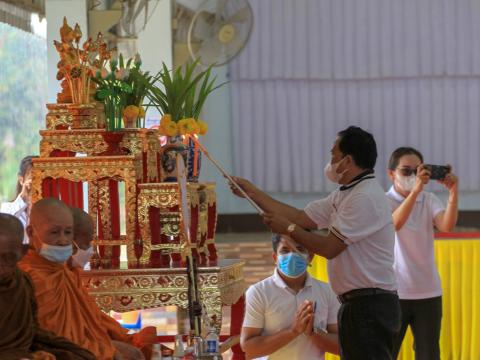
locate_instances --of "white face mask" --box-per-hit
[395,173,416,192]
[324,157,348,184]
[71,246,94,269]
[39,244,73,263]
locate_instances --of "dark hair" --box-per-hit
[337,126,377,169]
[272,233,282,252]
[0,213,24,244]
[388,147,424,170]
[15,155,37,197]
[271,231,310,252]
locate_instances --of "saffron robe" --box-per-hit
[19,251,156,360]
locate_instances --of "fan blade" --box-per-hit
[226,5,252,24]
[224,32,244,55]
[197,37,223,64]
[192,13,213,41]
[215,0,229,23]
[217,43,230,64]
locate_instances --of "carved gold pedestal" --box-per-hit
[80,259,246,331]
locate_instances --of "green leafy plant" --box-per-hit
[93,54,154,131]
[146,60,226,136]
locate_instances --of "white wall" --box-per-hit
[46,0,172,103]
[136,0,172,73]
[200,69,343,214]
[46,0,88,103]
[45,0,480,214]
[201,72,480,214]
[216,0,480,214]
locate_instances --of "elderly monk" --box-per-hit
[70,207,94,269]
[19,198,156,360]
[0,213,95,360]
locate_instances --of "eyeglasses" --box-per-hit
[396,167,418,177]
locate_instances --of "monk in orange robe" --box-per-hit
[0,213,95,360]
[19,198,156,360]
[69,207,95,269]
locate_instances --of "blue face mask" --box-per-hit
[277,252,309,278]
[39,244,73,263]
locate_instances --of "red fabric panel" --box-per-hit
[230,295,246,359]
[75,181,84,209]
[189,205,199,244]
[149,206,161,268]
[207,203,217,239]
[41,178,52,198]
[58,179,72,205]
[435,232,480,238]
[108,180,120,268]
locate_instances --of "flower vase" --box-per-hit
[186,136,202,182]
[100,131,126,156]
[160,136,187,182]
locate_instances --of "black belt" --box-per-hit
[338,288,398,304]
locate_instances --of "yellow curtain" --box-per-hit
[309,239,480,360]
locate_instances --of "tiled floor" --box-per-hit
[215,232,275,286]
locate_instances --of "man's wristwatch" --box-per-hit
[286,223,296,235]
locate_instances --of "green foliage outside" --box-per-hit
[0,22,47,202]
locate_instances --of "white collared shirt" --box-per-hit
[304,176,397,295]
[1,195,30,244]
[386,186,445,299]
[243,269,339,360]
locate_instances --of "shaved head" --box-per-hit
[30,198,71,225]
[71,207,94,251]
[28,198,73,251]
[0,213,23,244]
[0,213,24,278]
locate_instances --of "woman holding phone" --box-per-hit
[386,147,458,359]
[0,155,37,244]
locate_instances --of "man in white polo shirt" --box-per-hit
[229,126,400,359]
[241,233,339,360]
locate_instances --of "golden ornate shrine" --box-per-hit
[80,259,245,330]
[31,103,246,334]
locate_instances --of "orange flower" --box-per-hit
[177,118,189,135]
[160,114,172,127]
[186,118,200,134]
[197,120,208,135]
[177,118,199,135]
[159,121,178,137]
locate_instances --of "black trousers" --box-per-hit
[392,296,442,360]
[338,293,401,360]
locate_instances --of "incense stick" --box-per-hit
[191,137,264,215]
[192,137,305,255]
